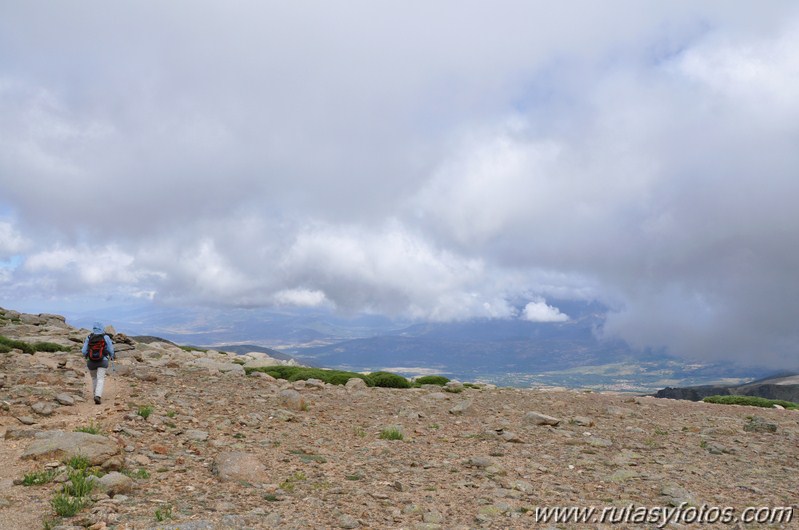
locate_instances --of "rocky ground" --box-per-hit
[0,308,797,529]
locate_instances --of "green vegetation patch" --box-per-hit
[0,335,70,354]
[137,405,154,419]
[244,365,373,386]
[74,421,101,435]
[703,395,797,410]
[22,469,57,486]
[414,375,451,386]
[369,371,411,388]
[379,427,404,441]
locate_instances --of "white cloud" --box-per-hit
[521,301,569,323]
[1,2,799,368]
[273,288,329,308]
[0,221,28,258]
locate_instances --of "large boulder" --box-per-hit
[21,431,120,465]
[212,451,270,484]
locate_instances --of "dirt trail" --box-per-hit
[0,360,124,530]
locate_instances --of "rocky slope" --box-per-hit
[1,307,797,529]
[655,374,799,403]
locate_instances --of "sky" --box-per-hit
[1,1,798,369]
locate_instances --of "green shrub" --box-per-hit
[245,365,373,386]
[64,469,94,498]
[179,345,207,353]
[414,375,450,386]
[703,395,798,410]
[0,336,70,354]
[0,335,34,354]
[32,341,70,353]
[368,371,411,389]
[51,493,85,517]
[379,427,404,441]
[137,405,154,419]
[22,469,56,486]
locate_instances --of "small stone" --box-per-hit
[339,514,359,528]
[449,400,473,415]
[571,416,594,427]
[185,429,209,442]
[423,510,444,524]
[586,436,613,448]
[15,416,37,426]
[524,411,561,426]
[151,444,170,455]
[54,393,75,406]
[31,402,55,416]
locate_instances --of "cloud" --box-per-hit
[1,2,798,369]
[521,301,569,323]
[0,221,28,258]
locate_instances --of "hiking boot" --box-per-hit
[94,396,101,405]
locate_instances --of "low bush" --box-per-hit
[51,493,85,517]
[702,395,797,410]
[414,375,450,386]
[0,336,70,354]
[32,341,71,353]
[245,365,373,386]
[368,371,411,389]
[0,335,33,354]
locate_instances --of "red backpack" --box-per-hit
[87,333,107,362]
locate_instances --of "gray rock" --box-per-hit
[31,402,55,416]
[744,416,777,433]
[570,416,594,427]
[661,484,696,507]
[305,378,326,390]
[97,471,136,496]
[22,430,120,465]
[345,378,368,391]
[278,389,306,411]
[586,436,613,448]
[339,514,359,529]
[185,429,209,442]
[4,429,38,440]
[55,393,75,406]
[499,430,523,443]
[449,399,473,415]
[524,411,561,426]
[465,456,494,469]
[213,451,270,484]
[16,416,37,426]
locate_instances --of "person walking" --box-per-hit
[81,322,115,404]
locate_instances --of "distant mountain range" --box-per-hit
[67,300,778,392]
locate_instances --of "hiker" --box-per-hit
[81,322,115,404]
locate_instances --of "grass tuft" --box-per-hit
[74,421,100,435]
[379,427,404,441]
[22,469,57,486]
[137,405,154,419]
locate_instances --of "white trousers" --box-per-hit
[90,367,107,398]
